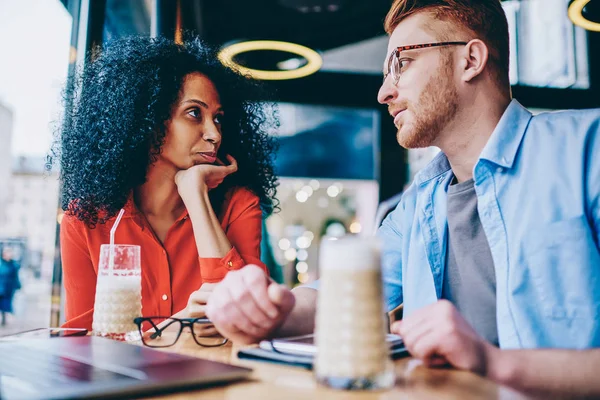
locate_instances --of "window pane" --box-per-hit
[103,0,152,42]
[0,0,71,334]
[264,103,380,286]
[503,0,590,89]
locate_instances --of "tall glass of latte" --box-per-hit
[314,236,394,390]
[92,244,142,341]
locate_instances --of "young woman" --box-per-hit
[57,36,278,330]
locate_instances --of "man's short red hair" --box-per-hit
[384,0,510,89]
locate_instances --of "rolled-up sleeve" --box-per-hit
[199,189,267,282]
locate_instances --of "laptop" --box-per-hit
[0,336,251,400]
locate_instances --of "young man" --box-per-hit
[204,0,600,397]
[376,1,600,396]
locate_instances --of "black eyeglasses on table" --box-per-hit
[133,316,228,348]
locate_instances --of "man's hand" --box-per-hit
[206,264,296,344]
[391,300,499,375]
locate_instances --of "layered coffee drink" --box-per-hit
[314,236,394,390]
[92,244,142,341]
[92,274,141,339]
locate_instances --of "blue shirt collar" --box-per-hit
[414,99,532,185]
[479,99,532,168]
[415,151,451,185]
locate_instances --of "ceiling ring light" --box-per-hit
[218,40,323,80]
[568,0,600,32]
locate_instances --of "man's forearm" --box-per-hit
[488,348,600,398]
[273,287,317,338]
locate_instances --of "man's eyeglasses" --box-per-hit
[383,41,468,85]
[133,316,228,348]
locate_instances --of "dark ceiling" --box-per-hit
[180,0,600,50]
[180,0,392,50]
[583,0,600,22]
[97,0,600,99]
[176,0,393,72]
[99,0,393,71]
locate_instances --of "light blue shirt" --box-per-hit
[378,100,600,349]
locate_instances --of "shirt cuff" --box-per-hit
[199,247,246,283]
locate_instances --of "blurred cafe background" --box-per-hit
[0,0,598,334]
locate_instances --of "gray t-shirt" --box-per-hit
[442,178,498,346]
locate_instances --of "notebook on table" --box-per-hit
[238,333,408,369]
[0,335,251,400]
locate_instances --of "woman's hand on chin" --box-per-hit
[175,155,238,201]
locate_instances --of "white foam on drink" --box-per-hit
[95,274,141,293]
[319,236,381,271]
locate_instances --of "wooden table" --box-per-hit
[145,334,530,400]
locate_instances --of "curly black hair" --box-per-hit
[54,35,278,227]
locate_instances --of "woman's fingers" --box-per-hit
[193,323,219,337]
[187,304,207,319]
[200,283,217,292]
[225,155,238,171]
[189,289,211,305]
[215,155,236,168]
[187,288,213,318]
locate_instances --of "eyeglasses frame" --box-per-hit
[133,316,228,348]
[383,41,469,84]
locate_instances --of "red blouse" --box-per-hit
[60,188,266,330]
